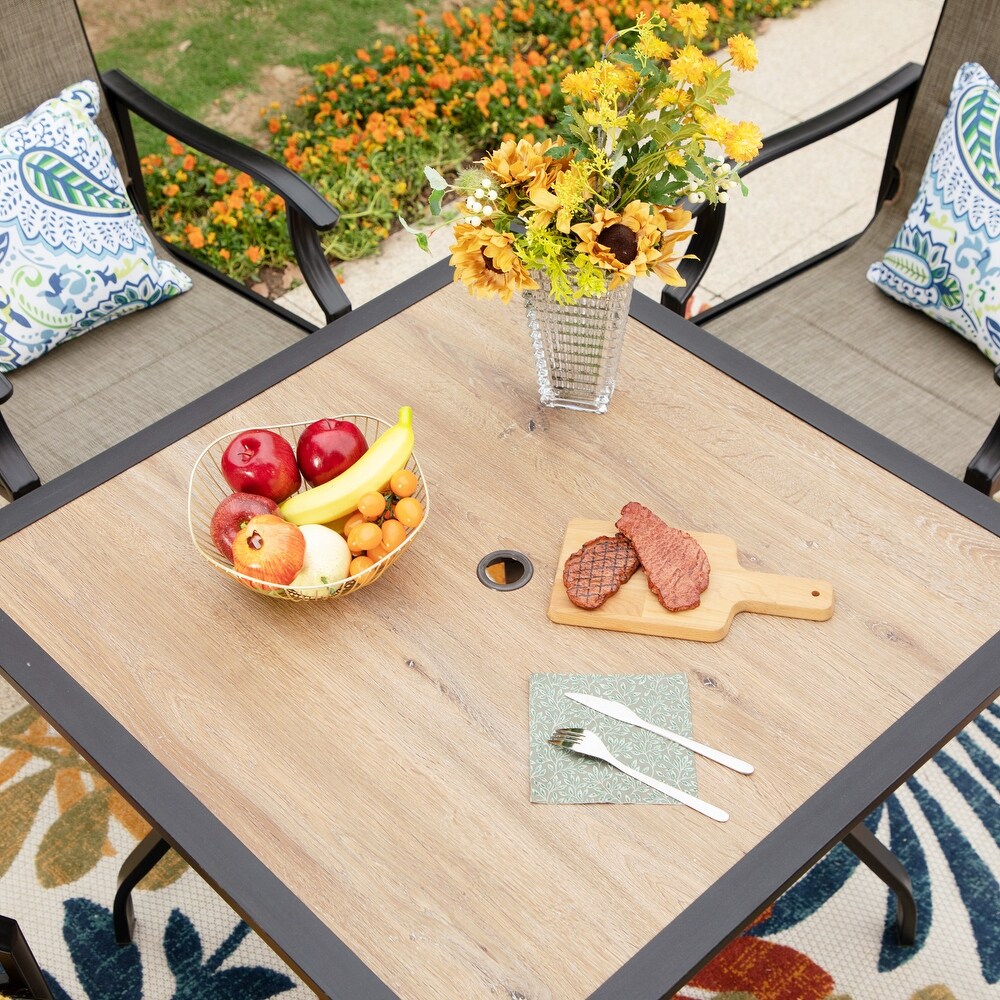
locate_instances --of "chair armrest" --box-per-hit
[661,62,923,316]
[739,63,923,179]
[0,406,41,502]
[964,364,1000,496]
[0,373,41,500]
[101,69,351,323]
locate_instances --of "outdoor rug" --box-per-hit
[1,685,997,1000]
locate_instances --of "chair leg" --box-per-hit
[0,915,54,1000]
[114,831,172,945]
[843,822,916,945]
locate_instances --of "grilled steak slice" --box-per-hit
[563,533,640,609]
[615,502,710,611]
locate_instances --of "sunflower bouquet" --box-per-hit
[404,4,762,304]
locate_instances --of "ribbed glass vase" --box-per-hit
[521,270,634,413]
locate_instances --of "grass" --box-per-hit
[90,0,425,153]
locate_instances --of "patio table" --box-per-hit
[0,258,998,999]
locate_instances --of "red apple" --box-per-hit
[295,418,368,487]
[210,492,279,562]
[221,429,300,502]
[231,514,305,589]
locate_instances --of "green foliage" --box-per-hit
[137,0,815,283]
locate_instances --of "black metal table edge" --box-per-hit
[0,611,400,1000]
[0,269,996,999]
[590,632,1000,1000]
[584,292,1000,998]
[629,293,1000,537]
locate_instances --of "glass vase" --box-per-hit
[521,270,634,414]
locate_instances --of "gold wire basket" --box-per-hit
[188,415,428,601]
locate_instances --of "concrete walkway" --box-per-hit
[277,0,944,324]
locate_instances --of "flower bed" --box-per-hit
[141,0,813,287]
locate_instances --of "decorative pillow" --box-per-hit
[0,81,191,371]
[867,62,1000,363]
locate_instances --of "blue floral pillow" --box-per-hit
[0,81,191,371]
[867,62,1000,363]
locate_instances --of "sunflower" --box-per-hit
[571,201,693,289]
[449,224,538,303]
[481,137,567,200]
[648,205,696,286]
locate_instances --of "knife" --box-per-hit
[564,692,754,774]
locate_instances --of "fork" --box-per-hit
[548,728,729,823]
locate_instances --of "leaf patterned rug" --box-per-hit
[1,685,997,1000]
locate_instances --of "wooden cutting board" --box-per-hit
[548,519,834,642]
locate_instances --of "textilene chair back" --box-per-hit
[890,0,1000,228]
[0,0,128,172]
[699,0,1000,488]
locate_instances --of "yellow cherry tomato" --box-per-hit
[348,522,382,554]
[389,468,418,498]
[358,491,388,521]
[349,555,374,576]
[367,542,391,561]
[342,510,365,535]
[380,518,407,550]
[393,496,424,528]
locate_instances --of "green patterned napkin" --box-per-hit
[529,673,696,804]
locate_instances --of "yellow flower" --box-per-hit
[549,161,596,233]
[561,69,596,102]
[635,32,671,63]
[669,3,710,40]
[727,33,759,72]
[449,224,538,303]
[583,106,632,132]
[666,148,686,167]
[562,61,640,105]
[482,137,566,195]
[655,86,691,110]
[701,112,734,143]
[571,201,693,288]
[723,121,763,162]
[594,60,640,99]
[668,45,711,87]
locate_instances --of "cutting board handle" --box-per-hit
[732,570,834,622]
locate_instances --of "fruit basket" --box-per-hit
[188,414,428,601]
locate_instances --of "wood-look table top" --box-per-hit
[1,264,999,1000]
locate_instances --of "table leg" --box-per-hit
[114,831,172,945]
[843,822,916,945]
[0,915,54,1000]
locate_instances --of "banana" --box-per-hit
[279,406,414,526]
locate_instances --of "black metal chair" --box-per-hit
[0,917,53,1000]
[0,0,352,502]
[663,0,1000,497]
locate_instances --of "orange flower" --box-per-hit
[213,168,230,186]
[236,172,253,190]
[182,153,196,171]
[162,183,180,198]
[167,136,184,156]
[185,225,205,249]
[246,245,264,264]
[219,248,230,260]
